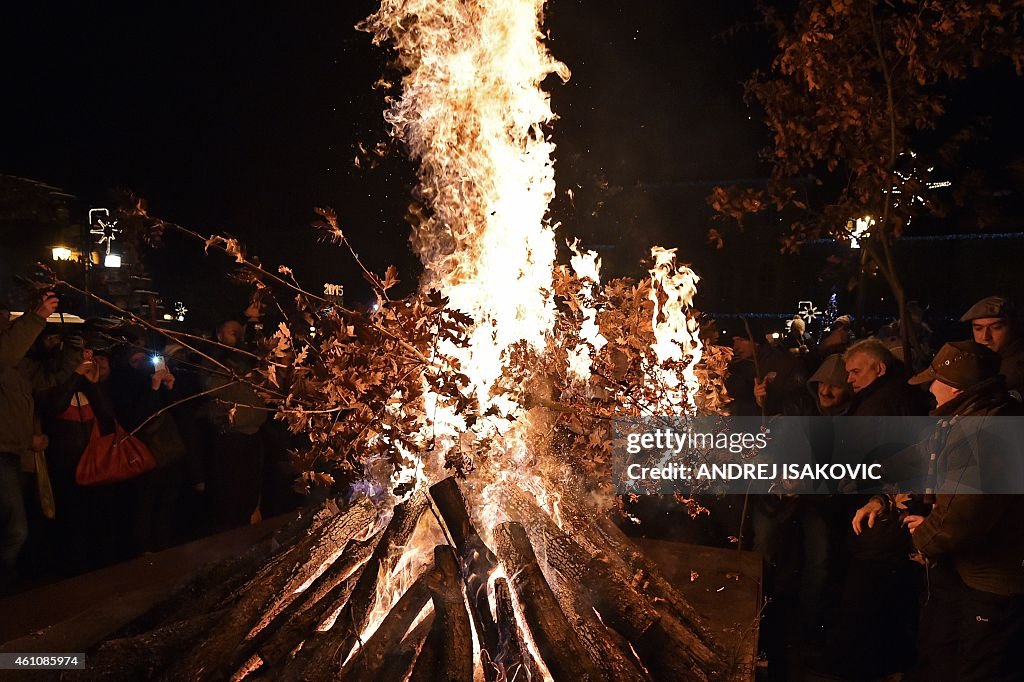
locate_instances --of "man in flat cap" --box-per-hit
[852,341,1024,680]
[961,295,1024,394]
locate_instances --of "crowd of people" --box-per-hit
[719,295,1024,681]
[0,293,301,597]
[3,288,1023,679]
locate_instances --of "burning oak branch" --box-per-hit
[73,1,735,680]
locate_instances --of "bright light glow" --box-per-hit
[362,0,570,473]
[847,216,875,249]
[566,238,606,382]
[355,2,705,663]
[104,253,122,268]
[51,246,73,261]
[163,314,175,321]
[648,247,702,412]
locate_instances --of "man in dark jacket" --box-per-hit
[728,319,809,416]
[854,341,1024,681]
[961,295,1024,394]
[844,338,929,416]
[0,292,58,593]
[201,320,268,531]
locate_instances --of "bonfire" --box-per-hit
[72,1,734,680]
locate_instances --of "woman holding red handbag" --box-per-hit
[39,344,141,571]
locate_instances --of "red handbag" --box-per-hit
[75,419,157,486]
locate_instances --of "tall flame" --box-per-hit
[648,247,703,412]
[352,0,706,671]
[361,0,570,432]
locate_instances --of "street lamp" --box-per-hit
[51,246,73,261]
[104,253,122,268]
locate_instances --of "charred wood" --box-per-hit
[159,497,378,681]
[279,492,428,681]
[493,577,539,682]
[428,476,500,676]
[340,568,433,682]
[494,522,605,681]
[416,545,474,682]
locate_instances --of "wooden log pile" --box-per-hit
[69,478,726,681]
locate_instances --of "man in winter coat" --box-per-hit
[961,295,1024,394]
[844,338,929,416]
[0,292,58,593]
[853,341,1024,681]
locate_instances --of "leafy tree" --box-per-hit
[710,0,1024,360]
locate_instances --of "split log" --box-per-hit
[75,610,226,681]
[429,476,500,674]
[377,610,435,682]
[227,532,380,675]
[121,497,349,637]
[409,546,474,682]
[280,492,429,681]
[493,577,541,682]
[340,568,433,681]
[159,497,378,681]
[592,515,722,667]
[494,522,605,681]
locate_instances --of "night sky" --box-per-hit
[1,2,767,319]
[4,2,1020,330]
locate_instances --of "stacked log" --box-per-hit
[70,477,726,682]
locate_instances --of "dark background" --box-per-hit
[1,1,1021,332]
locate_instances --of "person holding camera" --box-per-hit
[0,291,59,594]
